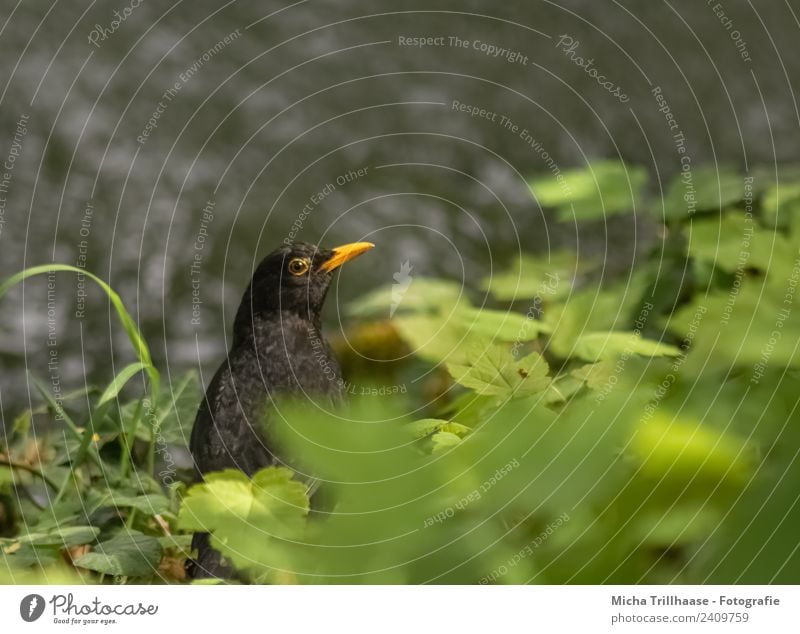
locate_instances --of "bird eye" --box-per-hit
[287,257,310,276]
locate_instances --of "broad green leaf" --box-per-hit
[441,421,472,436]
[482,251,585,301]
[1,544,61,568]
[128,370,201,443]
[393,313,469,363]
[74,530,162,577]
[667,280,800,372]
[529,160,647,221]
[662,165,745,220]
[447,344,550,398]
[406,418,447,438]
[543,375,585,405]
[13,526,99,548]
[687,213,793,274]
[431,431,462,453]
[545,267,656,358]
[347,278,465,317]
[763,182,800,229]
[572,332,681,362]
[452,305,552,341]
[393,302,549,364]
[158,534,194,552]
[571,361,617,389]
[406,419,471,438]
[178,467,309,572]
[107,493,170,516]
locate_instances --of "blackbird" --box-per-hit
[187,241,374,579]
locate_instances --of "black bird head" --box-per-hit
[234,241,374,340]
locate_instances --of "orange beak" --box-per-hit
[319,242,375,273]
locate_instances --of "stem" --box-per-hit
[119,398,143,481]
[52,425,95,507]
[146,407,157,479]
[0,456,60,489]
[145,383,160,479]
[30,375,106,473]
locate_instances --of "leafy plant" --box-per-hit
[529,159,647,221]
[0,266,199,583]
[3,159,800,584]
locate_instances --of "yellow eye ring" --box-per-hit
[287,257,310,276]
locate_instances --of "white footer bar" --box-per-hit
[2,585,796,633]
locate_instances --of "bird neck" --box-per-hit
[232,307,323,349]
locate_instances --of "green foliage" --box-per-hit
[662,165,745,220]
[178,467,309,574]
[570,332,680,362]
[762,181,800,229]
[405,419,471,438]
[529,160,647,221]
[74,530,162,578]
[482,251,585,302]
[0,268,200,584]
[2,160,800,585]
[447,342,550,398]
[348,278,466,317]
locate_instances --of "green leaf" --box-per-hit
[178,467,309,572]
[1,544,62,568]
[447,343,550,398]
[393,313,468,363]
[571,332,681,362]
[406,419,471,438]
[74,530,162,578]
[158,534,194,552]
[441,421,472,436]
[107,493,170,516]
[662,165,744,220]
[97,362,150,406]
[347,279,465,317]
[127,370,201,444]
[451,305,552,341]
[571,362,617,390]
[393,303,549,364]
[431,431,462,453]
[529,160,647,221]
[667,280,800,372]
[482,251,584,302]
[543,375,585,405]
[544,266,656,358]
[687,213,792,274]
[14,526,100,548]
[763,181,800,229]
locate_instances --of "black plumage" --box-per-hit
[186,241,373,579]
